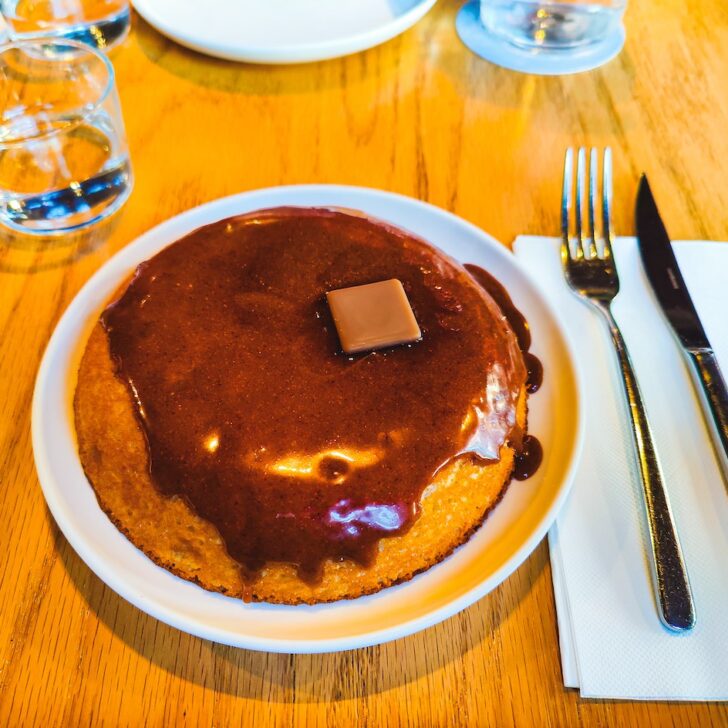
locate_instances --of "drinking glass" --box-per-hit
[481,0,626,50]
[0,0,130,51]
[0,39,133,234]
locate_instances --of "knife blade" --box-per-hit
[636,175,728,485]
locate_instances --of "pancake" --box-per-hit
[74,207,538,604]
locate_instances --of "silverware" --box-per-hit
[636,176,728,487]
[561,147,695,632]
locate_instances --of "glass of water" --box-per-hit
[0,39,133,235]
[0,0,130,51]
[481,0,626,49]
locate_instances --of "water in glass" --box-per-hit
[481,0,625,49]
[0,40,133,234]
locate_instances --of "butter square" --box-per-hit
[326,279,421,354]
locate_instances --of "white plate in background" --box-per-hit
[132,0,438,64]
[33,185,583,653]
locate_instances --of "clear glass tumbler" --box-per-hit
[0,0,130,51]
[0,39,133,234]
[481,0,626,49]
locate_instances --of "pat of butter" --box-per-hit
[326,279,421,354]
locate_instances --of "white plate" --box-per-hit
[33,185,583,653]
[132,0,438,64]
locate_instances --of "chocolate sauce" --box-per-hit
[464,264,543,395]
[513,435,543,481]
[102,208,528,584]
[524,352,543,394]
[464,264,544,471]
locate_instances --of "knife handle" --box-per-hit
[686,349,728,485]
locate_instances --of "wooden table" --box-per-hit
[2,1,727,725]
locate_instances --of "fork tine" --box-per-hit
[587,147,598,259]
[602,147,614,260]
[575,147,586,260]
[561,147,573,263]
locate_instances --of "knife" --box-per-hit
[636,175,728,486]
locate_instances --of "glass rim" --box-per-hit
[0,38,117,149]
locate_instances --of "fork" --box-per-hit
[561,147,695,632]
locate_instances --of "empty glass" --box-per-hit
[481,0,626,50]
[0,0,130,51]
[0,39,133,234]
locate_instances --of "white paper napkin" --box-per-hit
[514,236,728,701]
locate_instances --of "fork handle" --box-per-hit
[598,303,696,631]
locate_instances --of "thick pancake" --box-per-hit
[75,323,526,604]
[74,207,536,604]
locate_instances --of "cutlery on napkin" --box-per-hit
[637,177,728,486]
[514,236,728,700]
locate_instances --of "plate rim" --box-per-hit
[32,184,585,653]
[132,0,439,64]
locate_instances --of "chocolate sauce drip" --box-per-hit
[524,352,543,394]
[464,264,544,477]
[102,208,526,584]
[464,263,544,395]
[513,436,543,481]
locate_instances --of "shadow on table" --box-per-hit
[49,505,548,702]
[0,214,120,274]
[434,28,637,114]
[133,13,420,98]
[132,2,638,148]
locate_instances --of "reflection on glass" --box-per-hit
[0,0,130,51]
[481,0,626,50]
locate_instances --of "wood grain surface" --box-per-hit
[2,1,728,725]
